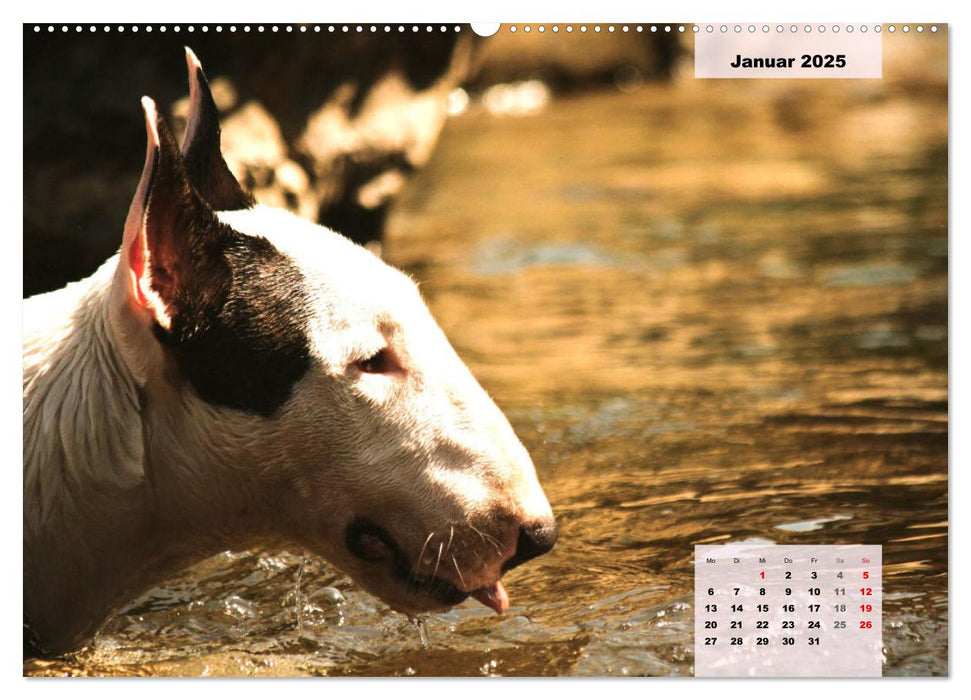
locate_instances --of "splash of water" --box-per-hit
[409,616,431,648]
[293,556,307,630]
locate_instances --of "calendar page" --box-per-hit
[20,8,949,680]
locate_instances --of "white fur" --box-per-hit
[23,203,553,653]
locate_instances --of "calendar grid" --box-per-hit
[694,544,882,677]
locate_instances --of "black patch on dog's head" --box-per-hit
[153,230,312,417]
[138,96,307,416]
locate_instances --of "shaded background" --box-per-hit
[23,25,678,295]
[24,25,947,676]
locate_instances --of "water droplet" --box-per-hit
[315,586,345,605]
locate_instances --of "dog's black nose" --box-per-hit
[519,520,558,560]
[503,520,558,572]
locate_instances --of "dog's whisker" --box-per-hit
[445,525,455,557]
[416,530,436,573]
[471,528,487,550]
[451,555,467,590]
[432,542,444,579]
[469,524,504,557]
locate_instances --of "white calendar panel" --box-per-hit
[694,544,882,677]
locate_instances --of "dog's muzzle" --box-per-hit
[345,515,557,613]
[345,517,470,607]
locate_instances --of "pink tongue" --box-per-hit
[471,580,509,614]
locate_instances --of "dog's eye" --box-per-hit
[356,349,392,374]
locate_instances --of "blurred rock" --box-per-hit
[23,25,679,296]
[470,28,681,91]
[23,28,471,295]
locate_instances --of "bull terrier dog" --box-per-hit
[23,49,556,655]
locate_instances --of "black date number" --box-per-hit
[801,54,847,68]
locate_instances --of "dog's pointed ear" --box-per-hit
[181,47,254,212]
[118,96,229,331]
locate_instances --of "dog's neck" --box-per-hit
[23,260,282,654]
